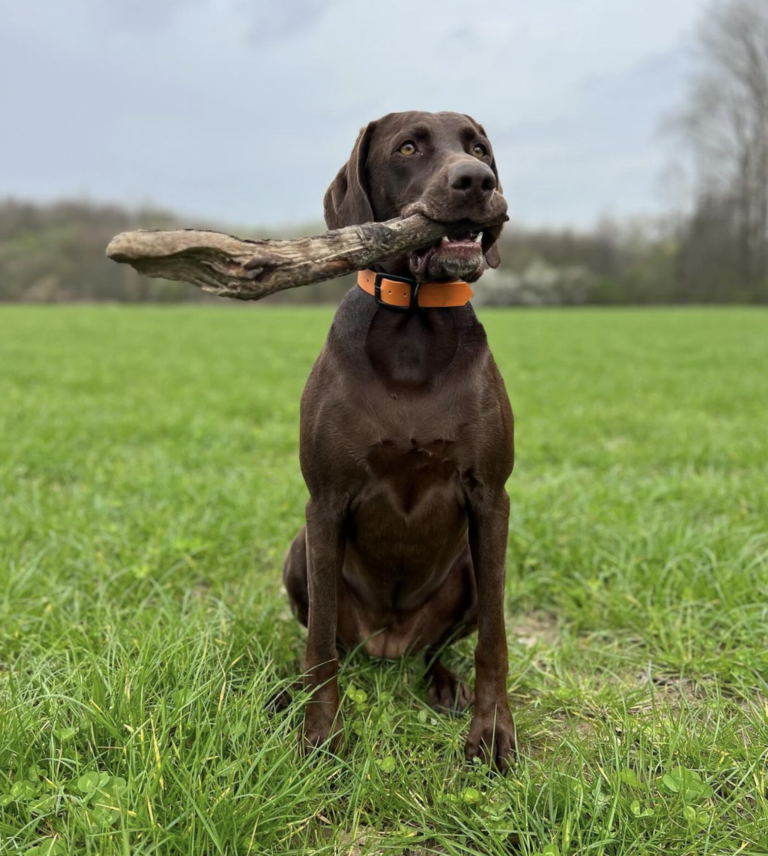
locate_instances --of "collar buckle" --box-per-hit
[373,271,421,312]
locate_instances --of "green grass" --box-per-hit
[1,305,767,855]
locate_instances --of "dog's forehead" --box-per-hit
[373,111,483,143]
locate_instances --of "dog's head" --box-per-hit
[324,111,506,283]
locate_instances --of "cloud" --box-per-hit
[85,0,211,32]
[238,0,332,46]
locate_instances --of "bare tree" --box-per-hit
[676,0,768,300]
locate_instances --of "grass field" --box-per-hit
[1,305,768,856]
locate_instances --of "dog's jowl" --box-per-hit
[282,111,516,771]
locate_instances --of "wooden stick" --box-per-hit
[105,213,507,301]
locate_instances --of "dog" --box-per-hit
[282,111,516,770]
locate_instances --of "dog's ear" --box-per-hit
[324,122,377,230]
[465,116,503,269]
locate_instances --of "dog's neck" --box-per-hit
[329,284,485,391]
[364,302,464,389]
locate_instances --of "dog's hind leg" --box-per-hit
[425,653,474,714]
[283,526,310,627]
[422,545,478,714]
[265,529,311,713]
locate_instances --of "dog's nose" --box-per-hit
[448,160,497,199]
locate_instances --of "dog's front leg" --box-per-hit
[465,489,517,771]
[302,498,345,752]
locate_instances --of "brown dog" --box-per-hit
[282,111,516,770]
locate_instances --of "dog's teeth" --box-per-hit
[474,231,483,243]
[441,236,450,245]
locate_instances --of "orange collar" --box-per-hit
[357,269,473,311]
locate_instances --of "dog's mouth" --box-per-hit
[409,228,484,281]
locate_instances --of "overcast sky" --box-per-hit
[0,0,705,228]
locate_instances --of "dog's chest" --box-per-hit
[359,375,480,480]
[347,426,470,597]
[358,400,474,522]
[366,436,460,482]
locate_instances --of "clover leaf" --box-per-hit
[630,799,655,818]
[660,767,714,800]
[376,755,396,774]
[620,769,641,788]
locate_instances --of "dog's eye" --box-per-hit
[399,141,417,156]
[472,143,487,158]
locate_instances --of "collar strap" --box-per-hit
[357,269,473,311]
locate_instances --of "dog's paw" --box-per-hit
[301,709,342,755]
[465,706,517,773]
[427,664,474,715]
